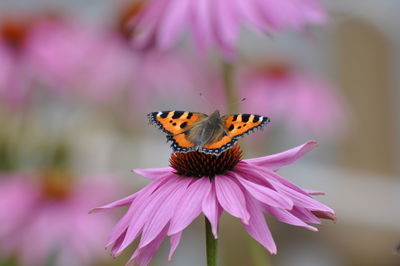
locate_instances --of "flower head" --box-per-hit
[123,0,327,58]
[25,20,135,104]
[0,172,122,266]
[94,141,335,266]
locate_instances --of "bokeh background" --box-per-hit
[0,0,399,265]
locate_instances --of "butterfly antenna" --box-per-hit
[228,97,246,113]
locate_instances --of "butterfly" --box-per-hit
[148,110,270,156]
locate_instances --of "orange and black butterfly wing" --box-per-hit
[199,135,239,155]
[223,114,270,138]
[148,111,207,153]
[200,114,270,156]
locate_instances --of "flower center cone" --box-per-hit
[170,145,242,178]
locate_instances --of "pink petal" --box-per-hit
[202,180,222,238]
[312,210,336,221]
[168,231,182,260]
[215,175,250,224]
[268,177,334,213]
[106,174,170,248]
[232,171,293,209]
[110,229,127,256]
[305,189,325,196]
[89,193,137,213]
[263,205,317,231]
[133,168,172,180]
[215,0,238,45]
[128,225,168,266]
[213,0,237,58]
[132,0,168,49]
[244,141,318,171]
[242,194,277,254]
[238,163,310,197]
[157,0,190,49]
[190,0,213,49]
[139,178,191,248]
[115,175,179,255]
[234,0,266,30]
[290,206,321,224]
[168,178,211,235]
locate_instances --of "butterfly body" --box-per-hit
[185,110,225,148]
[148,110,270,156]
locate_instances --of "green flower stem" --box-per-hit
[222,61,238,113]
[205,217,218,266]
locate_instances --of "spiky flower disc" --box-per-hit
[170,145,242,178]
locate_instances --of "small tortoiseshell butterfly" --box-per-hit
[148,110,270,156]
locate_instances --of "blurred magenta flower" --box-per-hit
[25,20,135,104]
[0,172,121,266]
[238,62,346,136]
[123,0,327,58]
[94,141,335,266]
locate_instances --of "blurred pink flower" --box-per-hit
[25,20,136,104]
[125,0,327,58]
[94,141,335,266]
[238,63,347,136]
[0,172,121,266]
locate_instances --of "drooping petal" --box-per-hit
[238,162,311,197]
[110,229,127,256]
[268,177,334,213]
[242,194,277,254]
[244,141,318,171]
[128,225,168,266]
[115,175,180,255]
[263,205,317,231]
[202,180,222,238]
[133,168,172,180]
[168,178,211,235]
[90,193,137,213]
[139,178,191,248]
[215,175,250,225]
[312,210,336,221]
[290,206,321,224]
[234,0,266,30]
[232,171,293,209]
[157,0,191,49]
[106,174,170,248]
[132,0,168,49]
[190,0,213,49]
[168,231,183,261]
[214,0,239,49]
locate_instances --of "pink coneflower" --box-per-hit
[238,62,346,136]
[25,20,135,104]
[94,141,335,266]
[0,171,121,266]
[122,0,327,58]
